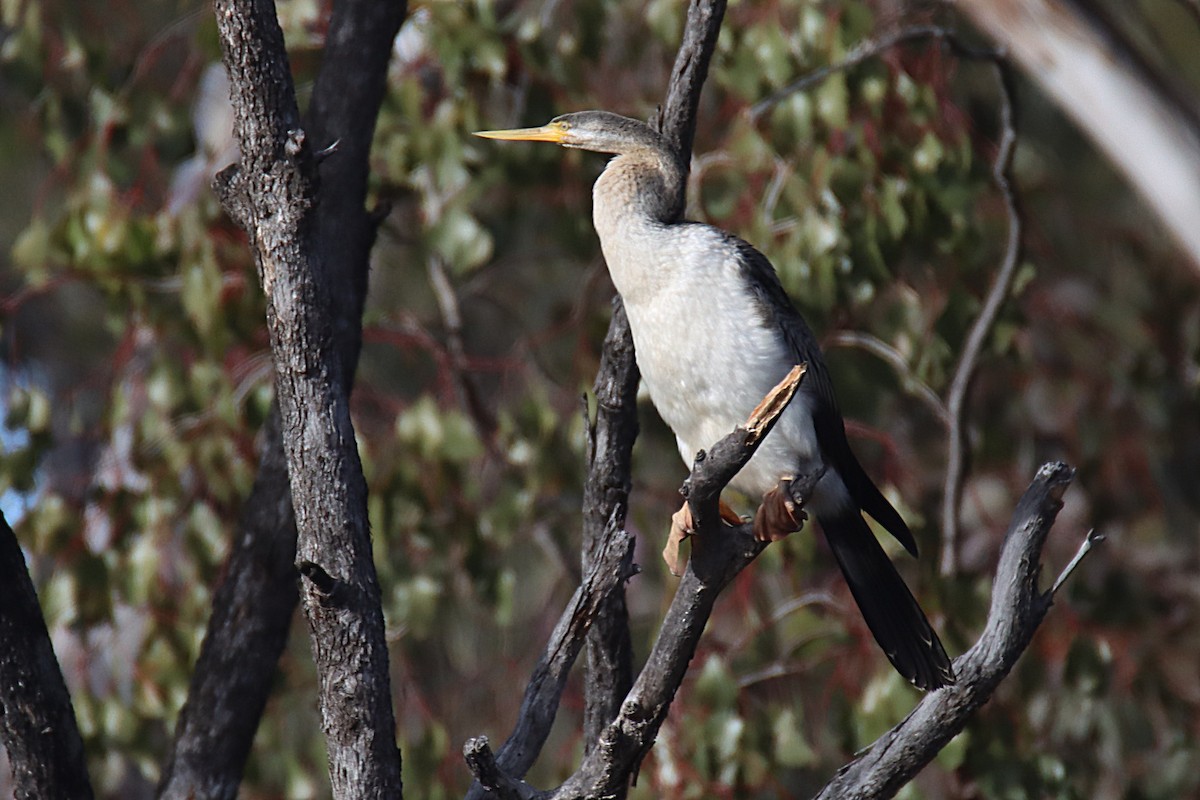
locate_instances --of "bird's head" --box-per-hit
[474,110,667,157]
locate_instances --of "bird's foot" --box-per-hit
[753,477,810,542]
[663,500,746,576]
[663,505,693,577]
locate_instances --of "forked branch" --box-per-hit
[465,367,806,798]
[813,462,1093,799]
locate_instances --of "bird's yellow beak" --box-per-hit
[472,121,568,143]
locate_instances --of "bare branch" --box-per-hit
[466,4,745,796]
[748,24,1002,121]
[733,20,1028,577]
[551,368,804,799]
[1051,528,1104,595]
[158,404,299,800]
[813,462,1082,800]
[464,523,636,799]
[941,57,1022,576]
[580,300,640,755]
[656,0,729,164]
[0,513,94,800]
[579,0,728,773]
[465,364,803,799]
[428,255,498,437]
[825,331,950,425]
[463,738,545,800]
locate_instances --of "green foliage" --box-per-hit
[2,0,1199,798]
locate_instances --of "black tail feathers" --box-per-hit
[819,510,955,691]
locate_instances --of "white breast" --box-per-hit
[595,211,821,499]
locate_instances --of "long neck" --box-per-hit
[592,148,688,303]
[592,148,686,236]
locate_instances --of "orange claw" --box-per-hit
[753,480,808,542]
[663,499,746,576]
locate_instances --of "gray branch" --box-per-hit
[941,57,1022,576]
[580,300,640,755]
[464,521,636,800]
[737,19,1027,578]
[813,462,1088,799]
[160,0,405,796]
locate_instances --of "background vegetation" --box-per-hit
[1,0,1198,797]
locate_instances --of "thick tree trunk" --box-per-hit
[210,0,405,795]
[159,0,405,796]
[0,513,94,800]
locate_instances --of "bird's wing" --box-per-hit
[727,235,920,557]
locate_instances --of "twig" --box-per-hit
[748,24,1002,122]
[1051,528,1104,595]
[428,255,498,437]
[739,20,1025,577]
[941,57,1022,576]
[813,462,1078,799]
[825,330,950,425]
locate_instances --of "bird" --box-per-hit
[475,111,955,691]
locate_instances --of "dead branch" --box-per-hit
[464,367,805,798]
[941,57,1022,576]
[813,462,1091,799]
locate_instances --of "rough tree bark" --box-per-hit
[158,1,405,797]
[0,513,94,800]
[581,0,729,762]
[814,463,1086,799]
[210,0,404,796]
[581,300,638,756]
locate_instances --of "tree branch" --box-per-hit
[0,513,94,800]
[550,368,804,799]
[211,0,403,795]
[580,300,640,754]
[941,57,1022,576]
[748,24,1000,121]
[464,524,636,800]
[738,19,1027,578]
[158,404,299,800]
[160,0,405,795]
[465,4,730,796]
[463,366,805,798]
[814,461,1089,799]
[656,0,729,161]
[577,0,729,775]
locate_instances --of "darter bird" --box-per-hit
[476,111,954,690]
